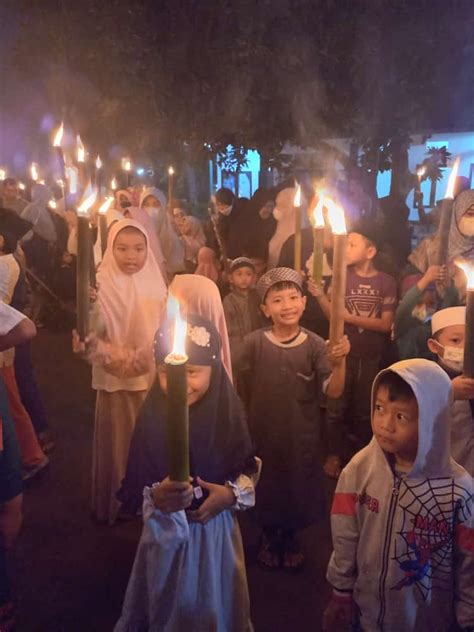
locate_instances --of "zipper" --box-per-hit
[376,476,402,630]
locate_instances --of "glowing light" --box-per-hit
[136,167,145,176]
[313,196,325,229]
[455,259,474,291]
[417,165,426,179]
[168,166,175,176]
[110,177,118,191]
[30,163,39,182]
[122,158,131,172]
[0,168,6,180]
[57,179,64,188]
[166,294,188,362]
[77,190,97,216]
[76,135,85,163]
[65,166,78,195]
[98,197,113,216]
[95,155,102,170]
[294,184,301,208]
[53,122,64,148]
[326,198,347,235]
[38,180,46,185]
[18,182,25,191]
[49,199,57,209]
[445,156,460,199]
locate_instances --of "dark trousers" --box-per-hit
[14,341,49,434]
[327,354,381,459]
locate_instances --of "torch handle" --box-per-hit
[166,362,190,482]
[436,199,453,266]
[312,227,324,289]
[294,206,302,271]
[329,233,348,348]
[76,216,91,341]
[99,215,108,257]
[464,290,474,379]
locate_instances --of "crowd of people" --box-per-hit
[0,168,474,631]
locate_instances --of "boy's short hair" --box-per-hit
[351,219,381,252]
[265,280,303,299]
[257,267,303,302]
[375,370,416,403]
[230,257,255,274]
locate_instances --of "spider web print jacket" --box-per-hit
[327,359,474,632]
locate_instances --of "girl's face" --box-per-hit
[157,364,212,405]
[143,195,161,210]
[113,228,147,275]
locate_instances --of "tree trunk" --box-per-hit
[390,137,413,199]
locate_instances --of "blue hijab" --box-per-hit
[117,314,255,514]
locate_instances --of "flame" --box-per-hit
[53,122,64,147]
[95,155,102,170]
[313,198,325,229]
[0,169,6,181]
[166,294,188,361]
[77,190,97,216]
[455,259,474,291]
[30,163,39,182]
[445,156,460,199]
[49,199,57,210]
[417,165,426,179]
[38,179,46,185]
[122,158,131,172]
[326,198,347,235]
[168,166,175,176]
[110,177,118,191]
[57,178,64,188]
[76,135,85,163]
[294,184,302,208]
[18,182,25,191]
[98,196,113,215]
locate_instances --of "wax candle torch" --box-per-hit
[168,166,175,209]
[311,196,325,288]
[76,190,97,341]
[293,184,302,271]
[455,260,474,378]
[98,197,113,256]
[164,295,190,482]
[327,199,348,348]
[436,156,460,266]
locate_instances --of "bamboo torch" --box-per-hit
[122,158,132,188]
[294,184,302,271]
[76,135,87,196]
[311,195,325,288]
[327,200,348,348]
[98,196,113,256]
[165,295,190,482]
[436,156,460,266]
[95,155,103,194]
[168,166,175,209]
[76,190,97,341]
[30,163,39,184]
[455,260,474,378]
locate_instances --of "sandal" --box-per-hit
[257,528,282,570]
[281,530,305,572]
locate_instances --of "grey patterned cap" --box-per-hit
[256,267,303,301]
[230,257,255,273]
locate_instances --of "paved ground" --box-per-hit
[12,330,334,632]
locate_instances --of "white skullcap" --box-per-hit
[431,306,466,335]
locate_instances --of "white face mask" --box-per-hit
[440,344,464,373]
[218,205,232,216]
[273,207,283,221]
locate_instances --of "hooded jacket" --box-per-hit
[327,359,474,631]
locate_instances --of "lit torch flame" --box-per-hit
[30,163,39,182]
[49,199,57,210]
[122,158,131,172]
[166,294,188,363]
[325,198,347,235]
[76,135,85,163]
[313,192,325,229]
[110,177,118,191]
[0,168,6,181]
[168,166,175,176]
[417,165,426,180]
[18,182,25,191]
[98,197,113,216]
[95,155,102,170]
[455,259,474,291]
[294,184,301,208]
[53,122,64,148]
[77,190,97,217]
[445,156,460,200]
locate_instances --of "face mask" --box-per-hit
[218,205,232,216]
[273,207,283,221]
[440,344,464,373]
[412,304,435,323]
